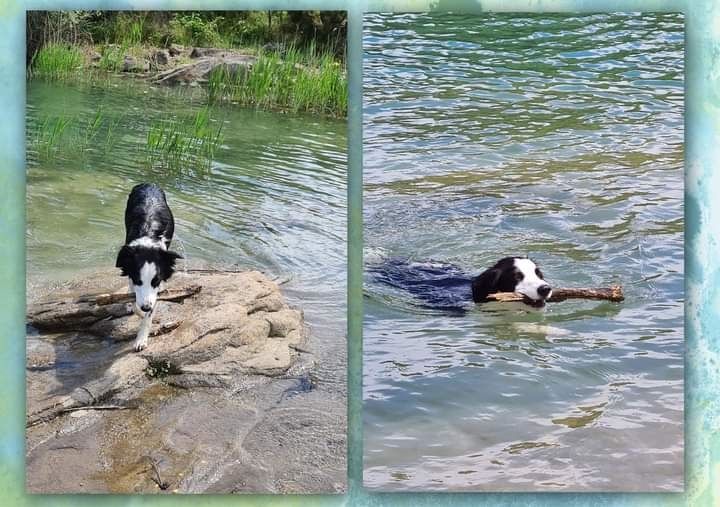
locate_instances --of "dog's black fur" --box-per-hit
[115,183,181,284]
[369,256,551,312]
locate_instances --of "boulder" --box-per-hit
[122,55,150,73]
[153,49,170,66]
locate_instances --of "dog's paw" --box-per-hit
[133,340,147,352]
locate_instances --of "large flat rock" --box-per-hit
[25,268,344,493]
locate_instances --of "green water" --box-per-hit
[26,78,347,385]
[363,13,683,491]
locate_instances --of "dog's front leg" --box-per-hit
[133,306,155,352]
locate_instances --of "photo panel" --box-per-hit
[25,10,347,494]
[363,12,684,492]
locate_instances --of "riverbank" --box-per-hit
[29,41,346,117]
[26,267,346,493]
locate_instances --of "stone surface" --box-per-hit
[153,54,256,86]
[153,49,170,66]
[25,268,344,493]
[122,55,150,72]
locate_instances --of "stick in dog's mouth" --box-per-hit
[521,295,547,308]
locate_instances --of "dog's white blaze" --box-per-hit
[133,261,159,310]
[513,258,551,301]
[128,236,166,250]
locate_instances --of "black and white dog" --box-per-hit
[471,257,552,307]
[369,256,552,312]
[116,183,182,351]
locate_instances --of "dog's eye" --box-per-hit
[515,271,524,281]
[151,277,160,288]
[535,268,543,279]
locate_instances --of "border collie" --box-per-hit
[472,257,552,308]
[115,183,182,351]
[368,256,552,312]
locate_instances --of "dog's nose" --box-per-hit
[140,304,152,312]
[537,285,551,298]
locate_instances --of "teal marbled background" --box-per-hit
[1,0,718,505]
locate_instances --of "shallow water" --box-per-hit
[363,12,683,491]
[26,78,347,386]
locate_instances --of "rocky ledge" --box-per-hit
[25,269,345,493]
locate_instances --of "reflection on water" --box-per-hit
[26,79,347,385]
[363,12,683,491]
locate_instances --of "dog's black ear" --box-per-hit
[472,268,502,302]
[159,250,183,280]
[115,245,133,276]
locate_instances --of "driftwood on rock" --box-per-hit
[486,285,624,303]
[27,286,201,332]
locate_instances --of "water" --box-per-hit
[363,12,683,491]
[26,78,347,387]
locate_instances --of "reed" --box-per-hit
[30,43,84,80]
[207,44,347,117]
[146,107,224,170]
[32,115,73,158]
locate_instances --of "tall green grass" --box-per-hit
[31,109,125,160]
[146,108,224,170]
[208,44,347,117]
[30,43,84,79]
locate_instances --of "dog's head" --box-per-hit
[116,245,182,312]
[471,257,552,307]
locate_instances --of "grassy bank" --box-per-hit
[208,45,346,116]
[27,11,347,117]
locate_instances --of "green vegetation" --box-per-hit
[30,104,223,171]
[29,43,83,79]
[27,11,345,58]
[146,108,224,170]
[145,359,183,379]
[208,45,346,116]
[26,11,347,117]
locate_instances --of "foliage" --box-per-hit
[29,43,84,79]
[208,44,347,116]
[146,107,225,170]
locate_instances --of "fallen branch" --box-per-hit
[79,285,202,305]
[27,285,201,332]
[61,404,135,414]
[487,286,624,303]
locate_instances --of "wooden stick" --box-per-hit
[486,285,624,303]
[27,285,202,332]
[79,285,202,306]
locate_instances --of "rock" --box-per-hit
[122,56,150,73]
[25,267,346,494]
[26,270,306,426]
[153,54,256,86]
[153,49,170,66]
[265,309,302,338]
[168,44,184,57]
[190,47,232,58]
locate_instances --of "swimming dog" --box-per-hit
[368,256,552,311]
[115,183,182,351]
[471,257,552,308]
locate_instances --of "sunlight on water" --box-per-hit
[363,12,683,491]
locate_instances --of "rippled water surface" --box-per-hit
[26,79,347,386]
[363,12,683,491]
